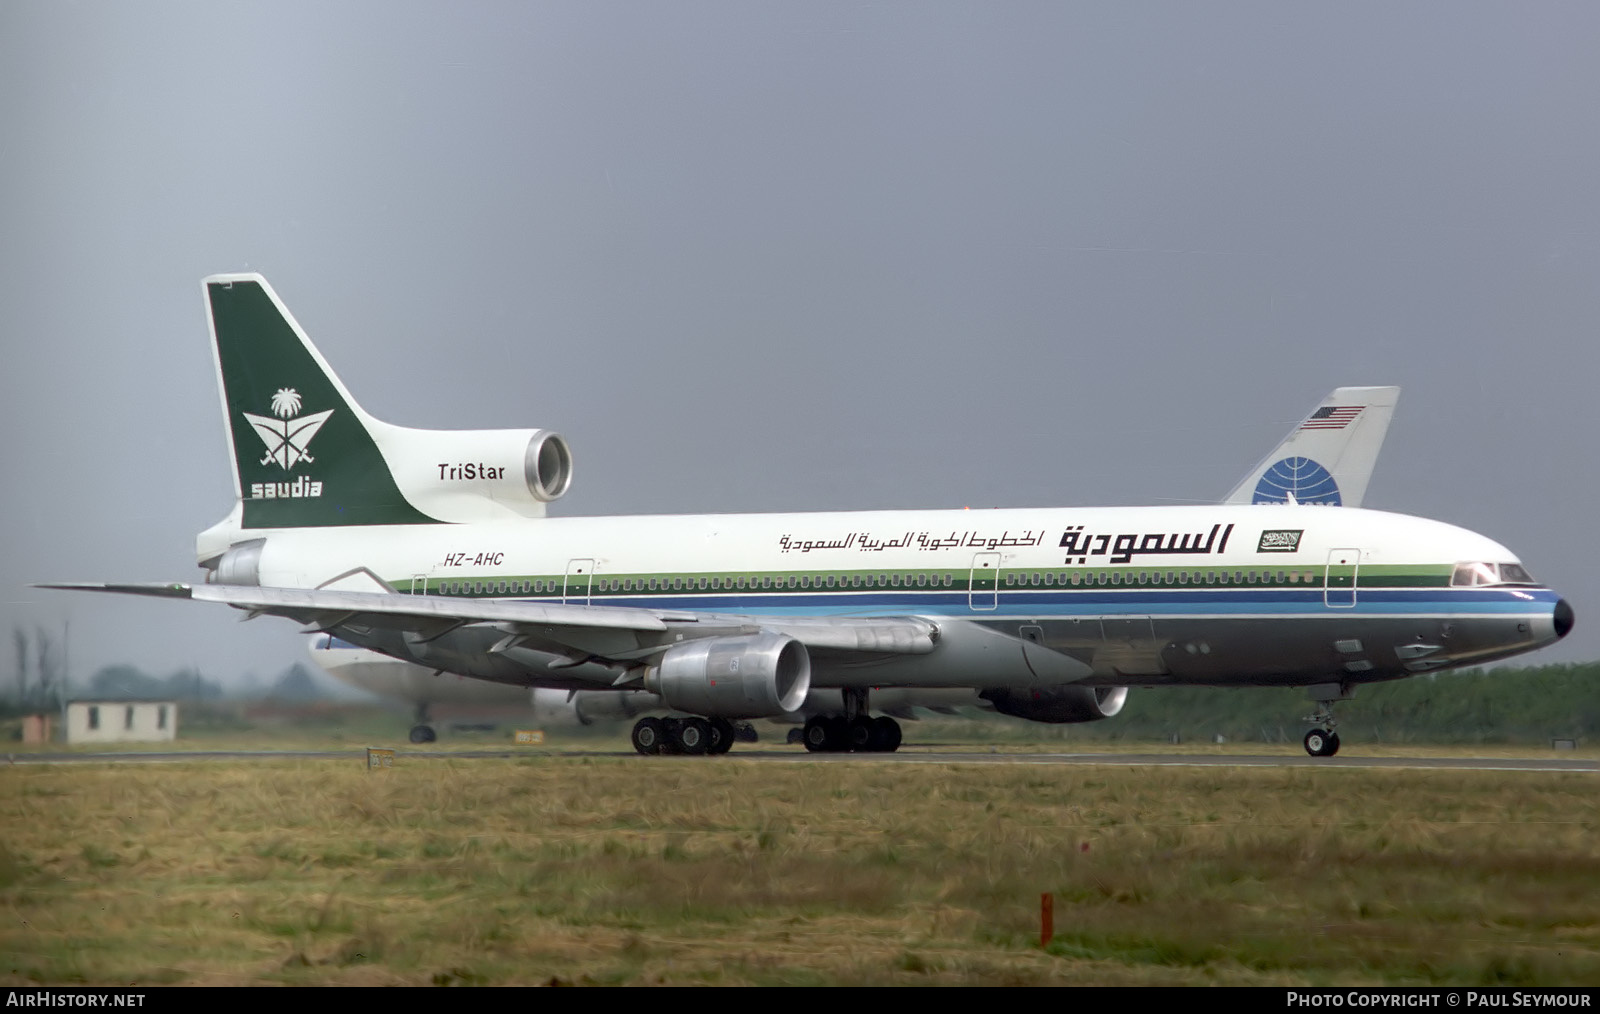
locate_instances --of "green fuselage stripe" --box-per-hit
[399,564,1456,597]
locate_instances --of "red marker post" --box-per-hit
[1041,892,1054,948]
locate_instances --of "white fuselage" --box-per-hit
[218,502,1564,692]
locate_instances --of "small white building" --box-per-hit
[66,700,178,744]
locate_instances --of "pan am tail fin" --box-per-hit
[1223,386,1400,507]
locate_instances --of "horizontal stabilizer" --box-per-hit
[37,582,196,599]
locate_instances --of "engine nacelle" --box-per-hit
[374,426,574,521]
[646,633,811,719]
[571,690,664,725]
[206,538,265,586]
[980,685,1128,724]
[521,430,574,502]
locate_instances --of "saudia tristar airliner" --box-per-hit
[309,382,1404,744]
[48,275,1573,758]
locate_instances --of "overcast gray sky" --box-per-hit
[2,2,1596,689]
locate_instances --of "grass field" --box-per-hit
[3,746,1598,986]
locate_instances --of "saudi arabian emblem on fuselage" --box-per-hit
[243,388,333,470]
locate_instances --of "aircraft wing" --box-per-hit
[1222,385,1400,507]
[40,584,938,669]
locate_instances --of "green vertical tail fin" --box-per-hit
[205,274,439,528]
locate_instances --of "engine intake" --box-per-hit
[980,685,1128,724]
[524,430,572,502]
[646,632,811,719]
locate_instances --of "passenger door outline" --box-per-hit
[969,552,1001,611]
[564,558,595,606]
[1324,548,1360,608]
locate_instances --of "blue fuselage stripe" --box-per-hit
[498,587,1559,618]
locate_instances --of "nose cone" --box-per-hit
[1554,598,1575,640]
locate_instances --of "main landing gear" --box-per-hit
[630,716,740,756]
[408,703,437,744]
[801,714,902,753]
[801,687,903,754]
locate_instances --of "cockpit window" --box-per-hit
[1451,562,1538,587]
[1497,562,1537,585]
[1452,562,1499,587]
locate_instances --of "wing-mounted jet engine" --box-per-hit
[979,685,1128,723]
[631,632,812,755]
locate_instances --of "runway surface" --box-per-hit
[6,747,1596,773]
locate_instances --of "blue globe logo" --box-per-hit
[1252,457,1341,505]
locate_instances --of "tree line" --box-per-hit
[1064,661,1600,744]
[0,624,333,714]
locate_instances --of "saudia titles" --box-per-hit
[241,387,330,500]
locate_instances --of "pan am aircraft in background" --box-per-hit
[308,631,982,745]
[308,384,1404,746]
[47,276,1569,757]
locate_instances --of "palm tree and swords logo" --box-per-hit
[242,388,334,471]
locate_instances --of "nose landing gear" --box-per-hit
[1302,684,1350,757]
[1303,727,1340,757]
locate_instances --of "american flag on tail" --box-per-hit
[1300,406,1363,431]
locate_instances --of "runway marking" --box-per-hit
[734,750,1600,773]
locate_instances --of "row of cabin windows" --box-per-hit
[436,569,1325,596]
[440,573,955,595]
[84,705,169,730]
[1005,569,1320,587]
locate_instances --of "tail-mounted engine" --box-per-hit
[205,538,265,586]
[645,632,812,719]
[980,684,1128,724]
[522,430,573,502]
[375,426,574,522]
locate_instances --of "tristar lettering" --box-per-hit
[1059,523,1234,565]
[1259,529,1305,553]
[438,463,507,481]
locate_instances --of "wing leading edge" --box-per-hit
[38,584,939,672]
